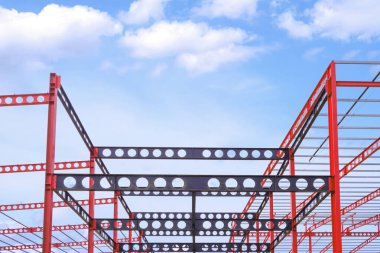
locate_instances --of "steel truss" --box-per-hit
[0,61,379,252]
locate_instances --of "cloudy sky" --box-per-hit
[0,0,380,251]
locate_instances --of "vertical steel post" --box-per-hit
[256,214,260,244]
[308,233,312,253]
[327,61,343,252]
[269,192,274,253]
[42,73,60,253]
[88,150,96,253]
[246,231,250,253]
[113,191,119,253]
[290,148,298,253]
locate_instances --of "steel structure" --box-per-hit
[0,61,379,252]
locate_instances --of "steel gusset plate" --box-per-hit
[96,147,289,160]
[119,243,270,252]
[55,174,330,192]
[95,218,291,231]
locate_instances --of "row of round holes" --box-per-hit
[101,220,188,230]
[135,213,191,219]
[122,191,260,196]
[123,244,267,252]
[63,176,325,191]
[0,162,88,173]
[0,96,46,104]
[199,213,255,219]
[201,220,287,230]
[140,230,247,236]
[102,148,281,159]
[133,213,253,220]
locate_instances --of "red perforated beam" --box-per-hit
[339,137,380,178]
[309,188,380,231]
[0,197,115,211]
[0,160,91,174]
[0,224,88,235]
[0,93,49,106]
[0,237,139,251]
[345,214,380,233]
[350,233,379,253]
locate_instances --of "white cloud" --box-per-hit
[277,0,380,40]
[194,0,258,19]
[152,63,167,76]
[0,4,122,68]
[303,47,324,59]
[120,21,262,73]
[118,0,168,25]
[277,11,313,39]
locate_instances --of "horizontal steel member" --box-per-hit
[96,147,289,160]
[121,191,267,197]
[0,93,49,107]
[55,174,330,192]
[119,243,270,252]
[336,81,380,87]
[96,217,291,231]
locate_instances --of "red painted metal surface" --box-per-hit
[0,237,139,251]
[336,81,380,87]
[0,93,49,106]
[1,64,379,251]
[326,61,343,252]
[0,197,115,211]
[0,160,90,174]
[349,233,379,253]
[42,73,60,253]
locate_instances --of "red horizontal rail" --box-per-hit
[0,197,115,211]
[336,81,380,87]
[247,231,379,237]
[0,160,91,174]
[345,214,380,233]
[0,237,139,251]
[0,93,49,107]
[350,233,379,253]
[0,224,88,235]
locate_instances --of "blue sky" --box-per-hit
[0,0,380,251]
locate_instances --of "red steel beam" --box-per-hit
[326,61,343,252]
[0,224,88,235]
[0,237,139,251]
[320,241,332,253]
[88,153,96,253]
[345,214,380,233]
[234,62,331,245]
[336,81,380,87]
[0,160,90,174]
[0,197,115,211]
[339,137,380,178]
[309,188,380,231]
[349,233,379,253]
[0,93,49,107]
[292,133,380,247]
[42,73,60,253]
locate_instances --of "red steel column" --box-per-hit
[308,233,312,253]
[290,149,297,253]
[42,73,60,253]
[113,191,119,253]
[269,192,274,253]
[326,61,343,252]
[88,150,96,253]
